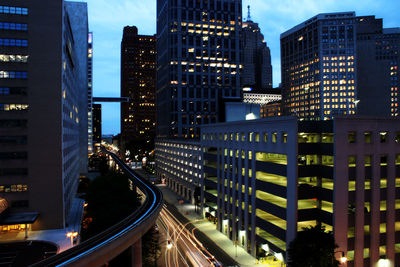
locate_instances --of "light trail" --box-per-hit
[32,149,163,267]
[159,205,217,266]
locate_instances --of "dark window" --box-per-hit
[0,152,27,160]
[380,132,387,143]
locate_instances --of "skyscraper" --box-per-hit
[0,0,88,230]
[93,104,102,143]
[88,32,94,154]
[241,6,272,90]
[156,0,242,139]
[355,16,400,117]
[120,26,156,151]
[281,12,357,120]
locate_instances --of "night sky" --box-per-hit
[85,0,400,135]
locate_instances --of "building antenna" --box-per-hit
[247,5,251,21]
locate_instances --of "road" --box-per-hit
[157,205,219,267]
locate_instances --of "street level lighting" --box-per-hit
[67,231,78,247]
[378,257,391,267]
[335,251,347,264]
[166,240,172,250]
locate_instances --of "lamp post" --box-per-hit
[166,240,172,250]
[335,251,347,265]
[377,257,391,267]
[66,231,78,247]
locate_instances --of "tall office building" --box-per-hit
[0,0,88,230]
[281,12,357,120]
[92,104,102,143]
[88,32,94,154]
[156,0,242,139]
[355,16,400,117]
[121,26,156,150]
[241,6,272,90]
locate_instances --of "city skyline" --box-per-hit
[86,0,400,134]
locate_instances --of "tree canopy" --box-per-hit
[81,171,140,240]
[287,224,339,267]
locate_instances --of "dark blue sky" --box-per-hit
[86,0,400,135]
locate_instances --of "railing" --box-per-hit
[31,150,163,267]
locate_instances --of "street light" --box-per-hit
[166,240,172,250]
[378,257,391,267]
[335,251,347,264]
[66,231,78,247]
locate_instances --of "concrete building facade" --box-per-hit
[241,6,272,90]
[355,16,400,117]
[88,32,93,154]
[92,103,102,143]
[120,26,156,151]
[156,0,242,139]
[155,139,202,204]
[0,0,88,230]
[281,12,358,119]
[200,116,400,266]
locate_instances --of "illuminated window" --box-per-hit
[348,131,356,143]
[263,132,268,143]
[0,6,28,15]
[0,39,27,47]
[282,132,287,143]
[364,132,372,143]
[272,132,277,143]
[348,156,356,167]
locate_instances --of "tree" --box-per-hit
[287,224,339,267]
[142,227,161,266]
[81,171,140,241]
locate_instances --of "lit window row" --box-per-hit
[322,56,354,61]
[0,184,28,193]
[0,22,27,31]
[0,6,28,15]
[0,38,28,47]
[0,71,28,79]
[0,54,28,63]
[0,104,28,111]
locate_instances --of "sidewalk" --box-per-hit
[157,184,282,267]
[0,197,85,253]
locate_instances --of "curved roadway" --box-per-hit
[31,150,163,267]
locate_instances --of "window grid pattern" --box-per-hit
[0,6,28,15]
[0,22,27,31]
[0,39,28,47]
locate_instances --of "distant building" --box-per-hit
[281,12,357,119]
[155,139,202,204]
[88,32,94,154]
[261,101,282,118]
[92,104,102,143]
[156,0,243,138]
[0,0,88,230]
[200,116,400,266]
[281,12,400,120]
[241,6,272,90]
[243,87,282,105]
[120,26,156,150]
[355,17,400,117]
